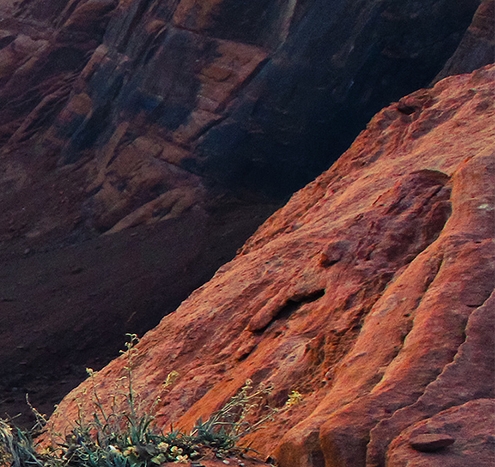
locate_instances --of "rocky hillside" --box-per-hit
[2,0,492,425]
[48,64,495,467]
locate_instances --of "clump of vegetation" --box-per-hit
[0,335,302,466]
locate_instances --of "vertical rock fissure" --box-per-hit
[411,288,493,405]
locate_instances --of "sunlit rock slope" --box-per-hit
[48,64,495,467]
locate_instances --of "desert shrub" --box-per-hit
[0,335,301,466]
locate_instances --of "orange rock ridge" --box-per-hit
[47,64,495,467]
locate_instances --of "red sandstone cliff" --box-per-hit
[2,0,492,425]
[47,65,495,467]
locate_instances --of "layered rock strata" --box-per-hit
[0,0,484,231]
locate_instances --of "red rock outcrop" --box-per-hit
[47,65,495,466]
[1,0,488,426]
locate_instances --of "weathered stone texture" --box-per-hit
[0,0,484,227]
[47,65,495,467]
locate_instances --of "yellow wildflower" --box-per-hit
[285,390,303,407]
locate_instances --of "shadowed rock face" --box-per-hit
[0,0,485,214]
[0,0,492,428]
[47,65,495,467]
[433,0,495,83]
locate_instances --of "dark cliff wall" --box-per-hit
[6,0,484,204]
[433,0,495,83]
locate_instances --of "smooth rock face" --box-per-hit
[47,65,495,467]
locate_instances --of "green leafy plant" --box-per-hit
[0,418,44,467]
[0,334,302,466]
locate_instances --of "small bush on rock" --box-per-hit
[0,335,301,466]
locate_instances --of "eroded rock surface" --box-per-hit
[48,65,495,467]
[0,0,488,425]
[388,399,495,467]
